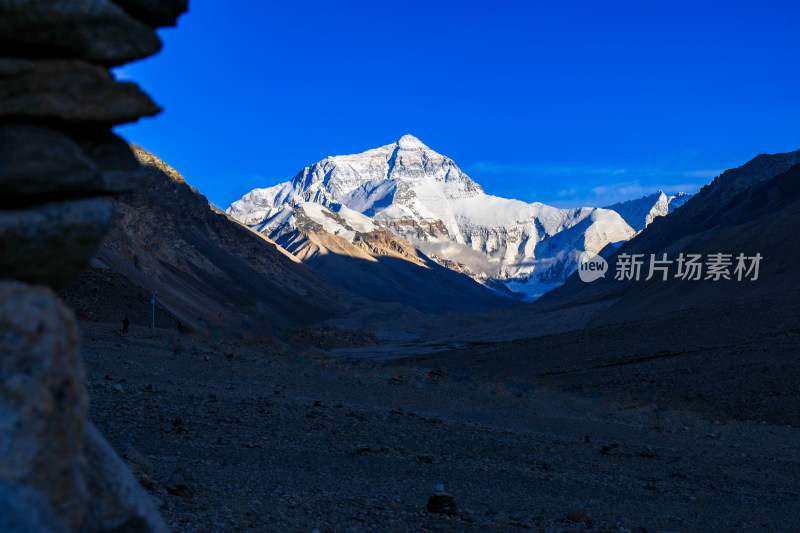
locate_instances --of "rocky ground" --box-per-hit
[81,321,800,532]
[400,294,800,428]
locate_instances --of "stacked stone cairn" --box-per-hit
[0,1,187,531]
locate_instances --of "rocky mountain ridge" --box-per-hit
[605,191,692,232]
[63,145,348,332]
[540,148,800,323]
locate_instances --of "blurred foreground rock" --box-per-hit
[0,0,188,530]
[0,0,162,65]
[0,283,169,532]
[0,283,88,529]
[0,199,115,287]
[0,0,183,288]
[0,480,65,533]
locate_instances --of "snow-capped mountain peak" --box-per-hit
[228,135,485,225]
[228,136,686,300]
[396,133,428,150]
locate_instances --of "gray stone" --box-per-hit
[111,0,188,28]
[0,125,142,196]
[72,132,143,192]
[0,124,99,195]
[0,282,88,530]
[164,471,193,499]
[0,480,66,533]
[0,198,114,287]
[124,445,154,478]
[83,422,171,533]
[566,506,593,526]
[74,133,143,193]
[0,0,162,66]
[426,485,457,515]
[0,59,160,124]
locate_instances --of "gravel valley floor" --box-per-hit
[82,322,800,533]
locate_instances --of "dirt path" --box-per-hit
[82,323,800,532]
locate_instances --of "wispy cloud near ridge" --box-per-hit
[465,160,721,207]
[465,161,722,180]
[466,161,630,177]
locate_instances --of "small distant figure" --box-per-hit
[122,317,130,334]
[177,321,183,333]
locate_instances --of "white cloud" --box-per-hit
[550,180,706,209]
[466,161,629,177]
[683,169,723,178]
[468,160,721,181]
[466,159,720,207]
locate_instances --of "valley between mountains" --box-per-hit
[62,140,800,532]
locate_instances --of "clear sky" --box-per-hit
[114,0,800,210]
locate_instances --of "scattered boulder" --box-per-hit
[0,59,160,124]
[164,471,193,500]
[0,0,162,65]
[124,445,154,479]
[426,484,457,515]
[566,506,593,526]
[639,447,658,458]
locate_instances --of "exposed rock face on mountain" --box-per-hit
[605,191,692,232]
[540,148,800,323]
[269,202,511,314]
[63,146,347,332]
[229,135,683,299]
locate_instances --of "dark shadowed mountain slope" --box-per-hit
[62,146,347,331]
[539,148,800,324]
[612,148,800,252]
[270,210,514,315]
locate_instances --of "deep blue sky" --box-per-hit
[115,0,800,210]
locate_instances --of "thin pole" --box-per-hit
[151,290,157,329]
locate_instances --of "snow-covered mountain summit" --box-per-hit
[228,134,483,224]
[228,136,687,299]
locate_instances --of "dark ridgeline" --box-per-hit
[0,1,187,532]
[540,148,800,322]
